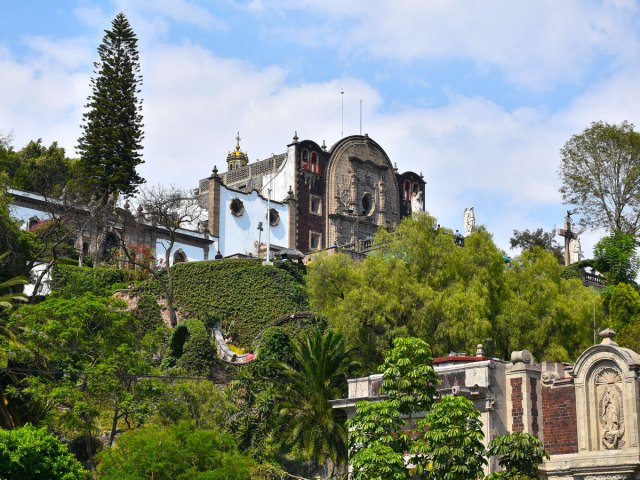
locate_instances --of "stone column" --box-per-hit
[208,167,221,238]
[506,350,542,440]
[286,186,297,249]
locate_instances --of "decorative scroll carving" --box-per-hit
[595,366,625,450]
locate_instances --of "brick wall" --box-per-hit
[511,377,524,432]
[530,377,539,435]
[541,384,578,454]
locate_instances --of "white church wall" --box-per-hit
[262,145,297,202]
[218,185,289,257]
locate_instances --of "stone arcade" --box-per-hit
[333,330,640,479]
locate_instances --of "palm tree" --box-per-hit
[0,251,28,308]
[276,330,353,478]
[0,250,28,428]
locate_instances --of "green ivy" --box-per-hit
[159,260,309,347]
[51,265,128,297]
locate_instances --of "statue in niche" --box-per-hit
[464,207,475,236]
[411,190,424,214]
[598,384,625,449]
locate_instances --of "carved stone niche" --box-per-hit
[571,331,640,454]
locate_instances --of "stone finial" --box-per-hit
[476,344,484,357]
[322,140,327,151]
[293,131,299,142]
[511,349,534,364]
[393,162,398,172]
[286,185,295,200]
[599,328,618,346]
[211,165,219,178]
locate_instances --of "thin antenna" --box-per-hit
[359,99,362,135]
[341,90,344,138]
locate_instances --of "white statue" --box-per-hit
[569,237,581,264]
[411,190,424,214]
[464,207,475,236]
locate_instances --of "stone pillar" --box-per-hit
[378,178,386,227]
[287,186,297,249]
[208,167,221,238]
[506,350,542,440]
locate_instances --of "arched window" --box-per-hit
[301,149,310,170]
[404,180,411,200]
[173,249,188,264]
[311,152,319,173]
[412,182,420,196]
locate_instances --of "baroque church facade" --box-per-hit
[197,133,425,255]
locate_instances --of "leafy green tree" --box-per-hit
[77,12,144,200]
[414,396,486,480]
[348,337,441,480]
[8,294,158,465]
[495,248,600,361]
[593,231,639,285]
[559,121,640,235]
[0,424,90,480]
[379,336,439,416]
[1,139,75,196]
[486,432,549,480]
[97,421,254,480]
[348,401,408,480]
[510,228,563,263]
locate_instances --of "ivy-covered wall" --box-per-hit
[51,265,128,297]
[169,260,309,347]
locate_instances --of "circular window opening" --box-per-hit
[269,208,280,226]
[230,198,244,216]
[361,193,372,215]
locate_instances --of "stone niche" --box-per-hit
[544,329,640,480]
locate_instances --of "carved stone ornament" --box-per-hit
[584,475,632,480]
[541,371,559,386]
[595,366,625,450]
[230,198,244,217]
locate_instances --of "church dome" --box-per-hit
[226,133,249,170]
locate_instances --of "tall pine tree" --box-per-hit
[77,12,144,200]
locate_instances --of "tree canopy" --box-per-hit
[559,121,640,235]
[77,12,144,200]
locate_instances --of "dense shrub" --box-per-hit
[133,292,164,336]
[51,265,127,297]
[165,319,216,375]
[0,424,90,479]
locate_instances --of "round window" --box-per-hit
[269,208,280,226]
[230,198,244,216]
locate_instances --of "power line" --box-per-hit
[0,366,294,383]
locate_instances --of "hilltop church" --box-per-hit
[197,133,425,257]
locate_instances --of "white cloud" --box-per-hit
[258,0,640,90]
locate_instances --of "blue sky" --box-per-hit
[2,0,640,255]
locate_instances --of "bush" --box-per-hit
[164,319,216,375]
[0,424,90,479]
[133,292,164,337]
[51,265,127,297]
